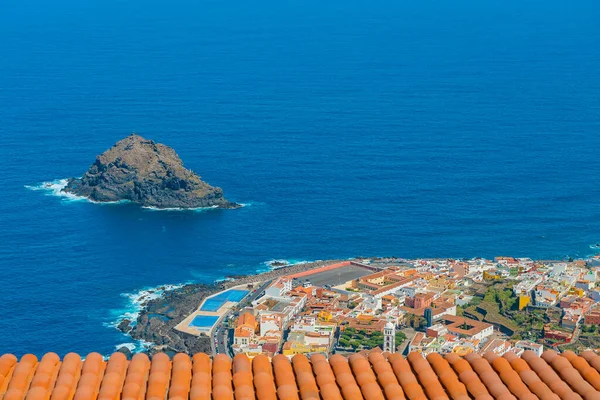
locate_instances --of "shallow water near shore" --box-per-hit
[1,0,600,357]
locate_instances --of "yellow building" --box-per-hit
[483,270,502,281]
[518,295,530,310]
[452,346,473,357]
[282,342,328,356]
[568,287,585,297]
[318,310,333,322]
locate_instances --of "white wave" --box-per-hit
[25,179,86,202]
[259,259,313,272]
[25,179,130,204]
[114,340,153,353]
[115,342,137,352]
[214,277,235,283]
[106,282,190,330]
[142,203,251,212]
[141,205,218,212]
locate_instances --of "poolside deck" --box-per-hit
[174,285,251,336]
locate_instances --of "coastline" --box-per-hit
[115,255,598,356]
[116,259,345,354]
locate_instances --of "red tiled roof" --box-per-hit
[2,350,600,399]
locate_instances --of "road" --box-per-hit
[397,328,416,356]
[211,280,272,356]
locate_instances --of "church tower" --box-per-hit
[383,321,396,353]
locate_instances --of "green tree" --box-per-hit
[513,313,526,325]
[395,332,406,343]
[484,288,497,303]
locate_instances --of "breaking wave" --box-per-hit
[114,340,154,354]
[105,282,189,330]
[257,259,313,273]
[141,205,219,212]
[25,179,130,204]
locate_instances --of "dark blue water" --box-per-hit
[1,0,600,357]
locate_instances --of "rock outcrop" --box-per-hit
[122,283,217,355]
[62,134,239,209]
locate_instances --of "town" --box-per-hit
[173,256,600,360]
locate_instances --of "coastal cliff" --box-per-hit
[62,134,240,209]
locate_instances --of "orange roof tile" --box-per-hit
[3,350,600,399]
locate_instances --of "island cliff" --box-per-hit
[62,134,240,209]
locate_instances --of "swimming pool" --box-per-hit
[189,315,220,330]
[200,289,249,312]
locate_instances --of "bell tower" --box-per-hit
[383,321,396,353]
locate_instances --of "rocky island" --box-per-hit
[62,134,240,209]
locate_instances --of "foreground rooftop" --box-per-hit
[2,349,600,399]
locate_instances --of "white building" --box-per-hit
[265,277,293,297]
[383,322,396,353]
[514,340,543,356]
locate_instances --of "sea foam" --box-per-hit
[258,259,313,273]
[141,205,219,212]
[25,179,130,204]
[106,282,189,330]
[114,340,153,353]
[25,179,86,202]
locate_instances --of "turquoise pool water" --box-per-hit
[200,289,249,312]
[190,315,220,329]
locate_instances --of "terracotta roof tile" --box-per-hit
[562,350,600,392]
[387,353,427,400]
[348,354,384,400]
[51,352,82,400]
[329,354,364,400]
[426,353,468,400]
[122,353,150,400]
[502,352,559,400]
[232,354,254,400]
[309,354,342,400]
[74,353,105,400]
[3,350,600,399]
[290,354,318,400]
[273,354,299,400]
[445,353,492,399]
[146,353,171,400]
[190,353,211,400]
[407,352,448,400]
[522,350,582,400]
[367,352,404,400]
[169,353,192,400]
[26,353,59,400]
[253,354,276,400]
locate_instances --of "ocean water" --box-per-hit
[1,0,600,357]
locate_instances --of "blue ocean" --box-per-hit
[1,0,600,357]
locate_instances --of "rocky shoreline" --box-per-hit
[116,259,344,355]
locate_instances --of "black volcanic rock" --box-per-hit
[117,319,132,333]
[62,134,239,209]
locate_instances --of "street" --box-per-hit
[211,280,272,356]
